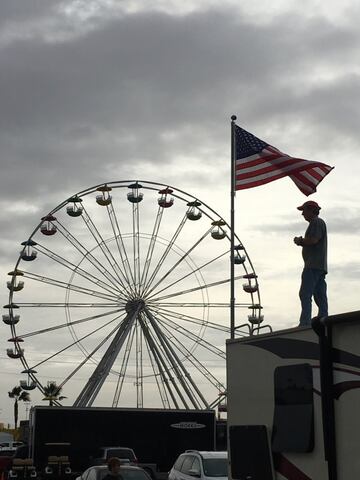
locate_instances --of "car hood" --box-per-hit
[204,476,228,480]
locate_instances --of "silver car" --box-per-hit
[76,465,152,480]
[168,451,228,480]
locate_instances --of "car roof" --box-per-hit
[100,447,134,450]
[90,465,142,471]
[183,451,227,459]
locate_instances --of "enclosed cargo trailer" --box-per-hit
[29,406,216,474]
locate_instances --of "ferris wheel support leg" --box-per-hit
[137,314,177,409]
[135,322,144,408]
[154,313,225,393]
[144,307,206,409]
[112,326,137,407]
[73,305,141,407]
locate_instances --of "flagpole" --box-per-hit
[230,115,236,339]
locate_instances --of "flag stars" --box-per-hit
[235,126,268,159]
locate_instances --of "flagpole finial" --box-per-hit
[231,115,237,122]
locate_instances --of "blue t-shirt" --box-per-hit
[302,217,327,273]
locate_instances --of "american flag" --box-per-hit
[234,125,334,196]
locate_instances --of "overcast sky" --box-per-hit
[1,0,360,426]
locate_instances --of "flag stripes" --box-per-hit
[234,125,333,196]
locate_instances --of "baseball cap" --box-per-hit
[297,200,321,211]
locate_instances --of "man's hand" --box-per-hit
[294,236,303,246]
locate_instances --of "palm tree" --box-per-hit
[42,381,67,406]
[8,386,31,429]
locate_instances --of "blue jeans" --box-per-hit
[299,268,328,326]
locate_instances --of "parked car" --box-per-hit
[75,465,152,480]
[90,447,137,466]
[0,443,24,454]
[168,451,228,480]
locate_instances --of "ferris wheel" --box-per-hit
[4,180,264,410]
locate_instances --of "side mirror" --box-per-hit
[188,470,201,478]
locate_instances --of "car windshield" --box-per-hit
[100,469,149,480]
[202,458,228,477]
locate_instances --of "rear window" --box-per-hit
[104,449,136,460]
[202,458,228,477]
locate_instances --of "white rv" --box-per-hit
[226,311,360,479]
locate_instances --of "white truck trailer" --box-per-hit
[226,310,360,480]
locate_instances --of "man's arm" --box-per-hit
[294,217,325,246]
[294,235,320,246]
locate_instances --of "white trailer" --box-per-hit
[226,311,360,480]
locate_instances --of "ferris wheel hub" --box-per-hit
[125,298,145,313]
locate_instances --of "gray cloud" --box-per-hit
[1,6,359,211]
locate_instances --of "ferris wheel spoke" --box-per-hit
[144,307,202,409]
[153,305,249,336]
[147,250,229,300]
[58,312,128,390]
[106,202,136,292]
[16,302,122,308]
[31,311,126,370]
[148,302,253,308]
[139,207,164,292]
[151,308,225,359]
[81,206,135,296]
[137,313,181,409]
[150,302,251,308]
[131,201,141,296]
[35,244,121,297]
[153,305,226,331]
[112,323,137,407]
[150,275,243,303]
[73,303,143,407]
[155,313,225,393]
[141,213,188,296]
[55,219,124,294]
[21,271,119,302]
[20,308,122,339]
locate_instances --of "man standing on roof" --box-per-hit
[294,200,328,326]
